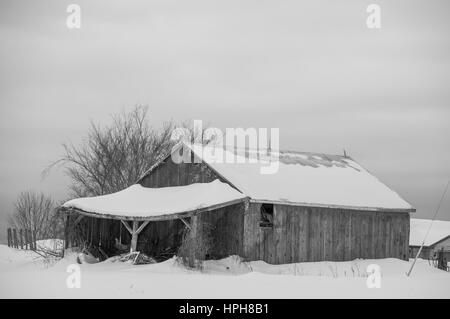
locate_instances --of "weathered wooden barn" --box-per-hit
[409,218,450,263]
[60,142,415,264]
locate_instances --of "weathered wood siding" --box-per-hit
[137,219,185,255]
[196,202,245,259]
[140,155,225,188]
[244,203,410,263]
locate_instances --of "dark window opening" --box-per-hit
[260,203,273,227]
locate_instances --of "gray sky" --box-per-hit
[1,0,449,242]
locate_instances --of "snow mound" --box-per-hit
[202,255,252,275]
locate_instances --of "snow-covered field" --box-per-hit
[0,243,449,299]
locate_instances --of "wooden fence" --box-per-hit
[7,228,37,250]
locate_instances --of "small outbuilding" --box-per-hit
[60,142,415,264]
[409,218,450,263]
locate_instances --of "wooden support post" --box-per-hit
[71,214,84,248]
[13,229,18,248]
[180,217,192,231]
[19,229,23,249]
[120,220,133,234]
[120,220,150,253]
[189,214,201,267]
[7,228,11,247]
[64,215,70,250]
[130,221,138,252]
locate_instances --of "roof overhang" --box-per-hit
[60,180,248,221]
[59,197,247,221]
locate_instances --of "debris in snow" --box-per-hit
[77,252,99,264]
[114,238,130,252]
[106,252,157,265]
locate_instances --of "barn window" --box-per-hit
[259,203,273,227]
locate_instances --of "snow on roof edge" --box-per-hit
[136,142,415,213]
[61,180,248,220]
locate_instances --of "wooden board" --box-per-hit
[243,203,410,264]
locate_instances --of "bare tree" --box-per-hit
[47,106,175,197]
[9,191,59,240]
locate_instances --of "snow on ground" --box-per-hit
[0,244,449,299]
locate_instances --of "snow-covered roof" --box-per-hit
[410,218,450,247]
[176,143,414,212]
[62,180,247,220]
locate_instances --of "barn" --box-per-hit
[60,142,415,264]
[409,218,450,263]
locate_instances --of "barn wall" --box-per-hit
[244,203,410,263]
[137,219,185,257]
[140,154,226,188]
[196,202,245,259]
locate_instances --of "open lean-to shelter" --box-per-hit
[59,142,415,264]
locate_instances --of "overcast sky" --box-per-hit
[0,0,449,242]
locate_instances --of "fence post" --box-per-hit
[7,228,11,247]
[13,229,18,248]
[19,229,23,249]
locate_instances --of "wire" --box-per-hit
[422,179,450,247]
[407,178,450,277]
